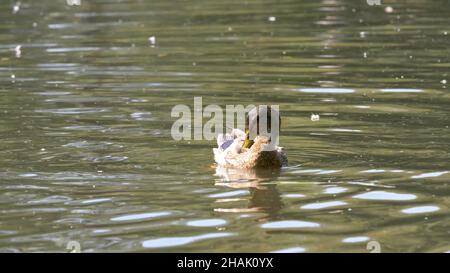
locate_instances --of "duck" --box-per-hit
[213,106,288,169]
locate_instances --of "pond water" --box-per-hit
[0,0,449,252]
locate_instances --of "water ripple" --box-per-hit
[111,212,172,222]
[411,171,448,179]
[271,247,306,253]
[353,191,416,201]
[380,88,423,93]
[323,187,347,194]
[401,206,440,214]
[261,220,320,229]
[142,232,235,248]
[298,88,355,94]
[301,201,347,210]
[185,219,227,227]
[27,196,72,205]
[342,236,370,243]
[35,108,109,115]
[208,190,249,198]
[80,198,112,205]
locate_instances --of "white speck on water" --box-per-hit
[14,45,22,58]
[148,36,156,45]
[385,6,394,13]
[32,22,37,28]
[311,113,320,121]
[359,31,366,38]
[268,16,276,22]
[363,52,367,58]
[440,79,447,84]
[40,148,46,151]
[12,2,21,14]
[11,74,16,79]
[444,31,448,35]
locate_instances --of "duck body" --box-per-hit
[213,129,287,169]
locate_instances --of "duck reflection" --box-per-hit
[214,166,284,218]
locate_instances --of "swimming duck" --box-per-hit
[213,106,288,169]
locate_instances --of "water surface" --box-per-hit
[0,0,449,252]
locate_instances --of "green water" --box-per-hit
[0,0,449,252]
